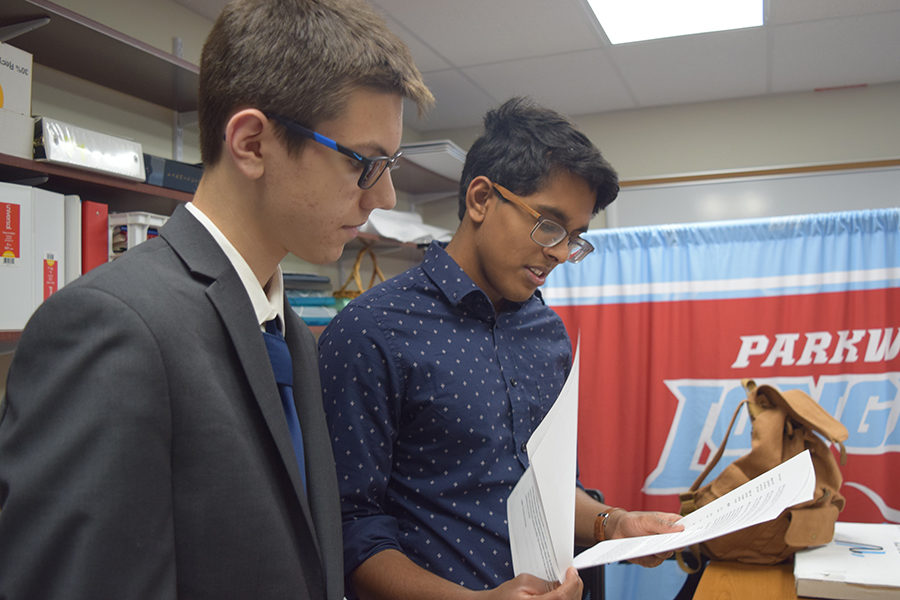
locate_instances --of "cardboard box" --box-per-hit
[143,153,202,194]
[0,182,67,330]
[0,42,32,116]
[33,116,145,181]
[0,110,34,159]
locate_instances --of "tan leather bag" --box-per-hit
[677,379,848,570]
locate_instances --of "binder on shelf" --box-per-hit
[64,195,82,284]
[0,182,66,330]
[1,181,35,330]
[81,200,108,274]
[31,188,65,305]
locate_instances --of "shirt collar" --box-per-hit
[421,241,544,315]
[421,241,481,307]
[186,202,284,329]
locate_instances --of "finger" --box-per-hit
[632,557,663,568]
[630,552,672,568]
[556,568,584,598]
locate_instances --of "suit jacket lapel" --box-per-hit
[160,206,316,521]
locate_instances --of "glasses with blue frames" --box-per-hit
[265,113,402,189]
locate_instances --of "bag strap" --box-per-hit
[675,545,706,574]
[687,398,750,493]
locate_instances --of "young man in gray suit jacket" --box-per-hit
[0,1,432,598]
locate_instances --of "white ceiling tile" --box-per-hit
[611,28,768,107]
[463,49,636,117]
[405,70,499,132]
[171,0,900,132]
[770,0,900,25]
[381,15,452,72]
[771,12,900,92]
[373,0,603,67]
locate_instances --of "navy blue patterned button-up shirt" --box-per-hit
[318,242,572,592]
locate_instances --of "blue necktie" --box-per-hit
[262,319,307,491]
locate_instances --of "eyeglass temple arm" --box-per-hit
[267,113,366,162]
[493,184,542,219]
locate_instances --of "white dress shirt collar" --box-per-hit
[185,202,284,331]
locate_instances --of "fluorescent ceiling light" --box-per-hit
[587,0,763,45]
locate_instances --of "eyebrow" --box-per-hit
[532,203,590,234]
[353,142,399,156]
[347,139,395,158]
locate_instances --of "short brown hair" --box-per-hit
[199,0,434,165]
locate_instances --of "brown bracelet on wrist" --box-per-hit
[594,508,624,542]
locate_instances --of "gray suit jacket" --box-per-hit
[0,205,343,599]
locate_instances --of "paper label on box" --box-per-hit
[0,42,33,115]
[1,201,21,262]
[43,256,58,300]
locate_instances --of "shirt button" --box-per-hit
[510,378,517,387]
[521,442,528,454]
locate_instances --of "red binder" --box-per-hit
[81,200,108,273]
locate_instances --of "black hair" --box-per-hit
[457,97,619,219]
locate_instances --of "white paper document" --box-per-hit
[572,449,816,569]
[794,522,900,599]
[359,208,452,244]
[507,345,581,583]
[507,345,817,579]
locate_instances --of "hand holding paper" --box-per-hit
[506,339,818,577]
[507,345,581,583]
[573,449,816,569]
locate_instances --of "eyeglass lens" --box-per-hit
[567,238,593,263]
[532,220,567,246]
[530,220,593,263]
[359,154,401,189]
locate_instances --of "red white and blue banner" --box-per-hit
[543,208,900,524]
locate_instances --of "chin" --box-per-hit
[295,245,344,266]
[507,288,536,303]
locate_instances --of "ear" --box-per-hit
[223,109,268,180]
[463,176,496,225]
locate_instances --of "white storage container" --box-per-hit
[108,211,168,260]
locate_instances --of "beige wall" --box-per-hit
[423,82,900,232]
[51,0,211,64]
[23,0,900,277]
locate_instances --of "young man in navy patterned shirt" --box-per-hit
[319,97,682,600]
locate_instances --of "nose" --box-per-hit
[362,170,397,212]
[543,238,570,265]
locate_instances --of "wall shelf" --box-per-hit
[0,152,189,214]
[394,139,464,201]
[0,0,199,112]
